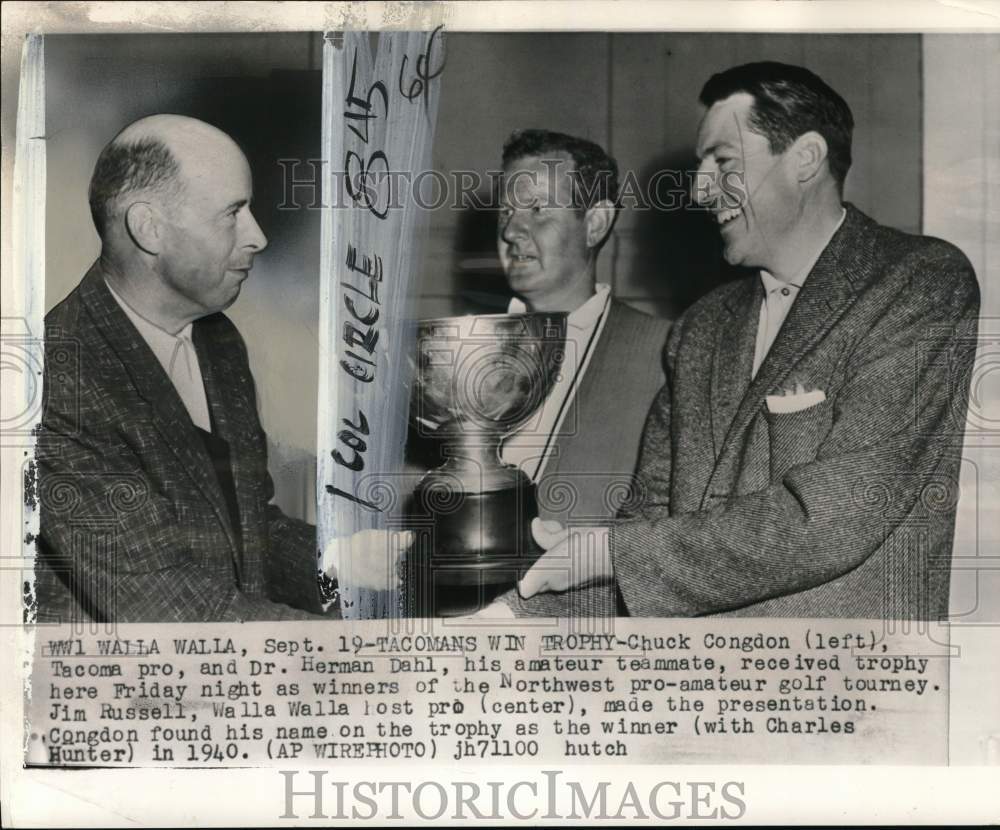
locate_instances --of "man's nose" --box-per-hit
[500,211,527,243]
[241,209,268,252]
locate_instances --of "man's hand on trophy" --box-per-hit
[517,518,613,598]
[324,529,414,591]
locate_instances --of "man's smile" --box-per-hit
[715,206,743,226]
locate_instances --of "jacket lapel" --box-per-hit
[708,205,871,493]
[79,266,243,560]
[540,295,617,480]
[194,319,256,583]
[550,298,616,472]
[710,277,761,456]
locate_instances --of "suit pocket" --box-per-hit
[766,398,833,483]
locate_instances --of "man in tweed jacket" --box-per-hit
[520,62,979,619]
[35,115,331,622]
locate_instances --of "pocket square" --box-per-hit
[766,389,826,414]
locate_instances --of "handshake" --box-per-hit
[322,520,613,600]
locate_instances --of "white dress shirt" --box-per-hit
[105,279,212,431]
[752,208,847,379]
[500,283,612,480]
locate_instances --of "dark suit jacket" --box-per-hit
[505,299,671,616]
[34,265,326,622]
[613,204,979,619]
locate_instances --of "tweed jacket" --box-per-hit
[612,204,979,619]
[505,299,671,617]
[34,265,326,622]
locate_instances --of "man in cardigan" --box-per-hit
[519,62,979,619]
[494,129,671,617]
[35,115,397,623]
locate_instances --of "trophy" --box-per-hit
[404,312,568,616]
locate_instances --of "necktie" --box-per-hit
[168,332,211,431]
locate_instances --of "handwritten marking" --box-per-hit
[399,25,446,111]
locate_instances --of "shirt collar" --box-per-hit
[759,207,847,293]
[105,278,195,356]
[507,283,611,330]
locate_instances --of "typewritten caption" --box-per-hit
[26,620,947,766]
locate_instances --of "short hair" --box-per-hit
[88,137,183,238]
[501,128,619,209]
[699,61,854,190]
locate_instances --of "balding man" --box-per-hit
[35,115,334,622]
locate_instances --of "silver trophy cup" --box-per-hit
[405,312,567,616]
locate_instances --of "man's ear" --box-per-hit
[792,131,829,184]
[124,202,162,255]
[584,199,617,249]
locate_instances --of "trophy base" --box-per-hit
[402,478,543,617]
